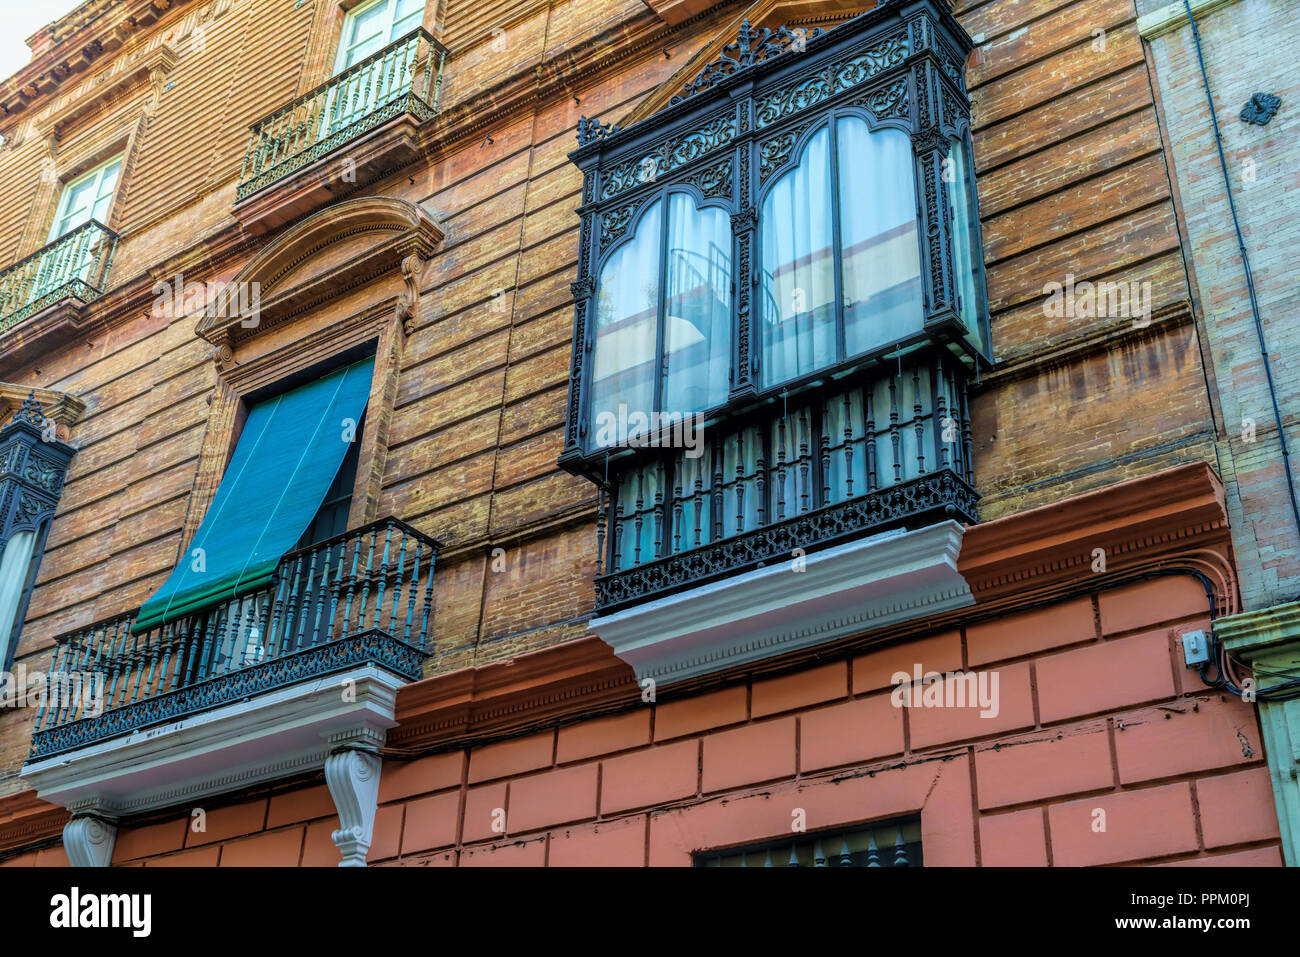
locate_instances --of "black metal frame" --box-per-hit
[560,0,989,478]
[0,396,77,673]
[693,813,923,867]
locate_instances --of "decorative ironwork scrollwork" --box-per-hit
[671,19,826,105]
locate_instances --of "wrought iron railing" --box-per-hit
[696,817,923,867]
[0,221,118,334]
[593,351,978,611]
[236,28,447,200]
[28,517,440,760]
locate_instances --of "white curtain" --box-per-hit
[768,408,815,519]
[868,363,934,488]
[948,135,983,352]
[760,126,836,388]
[673,452,712,551]
[0,530,35,668]
[825,387,868,504]
[837,118,923,357]
[719,426,763,538]
[591,200,662,446]
[663,194,731,415]
[614,463,662,569]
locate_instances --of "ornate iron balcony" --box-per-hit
[0,221,118,334]
[236,28,447,200]
[27,517,440,761]
[592,351,978,612]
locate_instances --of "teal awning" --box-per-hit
[133,357,374,633]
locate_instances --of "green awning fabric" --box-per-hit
[133,357,374,633]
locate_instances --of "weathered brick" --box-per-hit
[702,718,796,793]
[1036,632,1177,723]
[1048,784,1198,866]
[601,739,698,814]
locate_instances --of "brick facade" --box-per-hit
[0,0,1286,867]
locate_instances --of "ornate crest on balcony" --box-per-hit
[671,19,827,105]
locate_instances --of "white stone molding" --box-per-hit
[23,664,402,817]
[589,521,974,685]
[1137,0,1241,40]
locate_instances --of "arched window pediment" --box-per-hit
[195,196,443,350]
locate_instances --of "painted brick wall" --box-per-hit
[53,576,1279,867]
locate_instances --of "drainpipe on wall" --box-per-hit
[1179,0,1300,549]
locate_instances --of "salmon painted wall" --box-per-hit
[18,574,1275,868]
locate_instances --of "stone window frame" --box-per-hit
[181,196,442,556]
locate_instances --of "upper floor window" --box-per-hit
[760,117,922,388]
[561,5,986,610]
[564,7,990,467]
[337,0,425,71]
[591,191,732,441]
[49,155,121,241]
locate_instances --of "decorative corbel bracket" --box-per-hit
[62,799,119,867]
[324,728,385,867]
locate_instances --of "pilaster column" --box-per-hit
[1217,601,1300,866]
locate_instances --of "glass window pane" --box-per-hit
[54,179,95,235]
[96,159,121,201]
[837,118,923,357]
[591,200,662,449]
[760,126,836,388]
[392,0,424,37]
[948,136,983,351]
[663,193,731,416]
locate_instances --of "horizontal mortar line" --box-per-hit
[42,490,193,561]
[978,146,1165,224]
[971,59,1145,137]
[974,101,1153,181]
[981,195,1174,271]
[56,453,200,520]
[988,245,1185,318]
[966,12,1138,93]
[965,14,1138,97]
[982,429,1217,500]
[961,0,1093,47]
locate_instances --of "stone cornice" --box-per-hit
[35,42,179,139]
[1,0,194,125]
[0,788,67,856]
[958,461,1237,615]
[1137,0,1241,40]
[389,462,1238,750]
[1217,601,1300,658]
[589,521,974,685]
[197,196,442,348]
[389,635,638,748]
[0,383,86,430]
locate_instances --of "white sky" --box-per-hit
[0,0,85,84]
